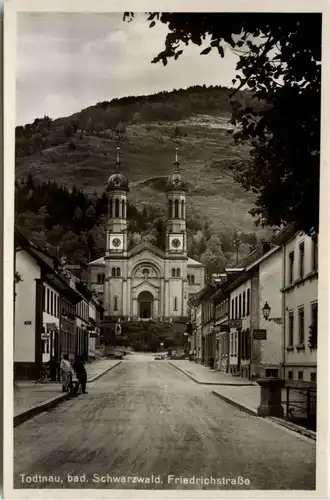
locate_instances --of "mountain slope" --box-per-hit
[15,86,266,235]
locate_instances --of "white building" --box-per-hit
[88,149,204,334]
[282,231,318,382]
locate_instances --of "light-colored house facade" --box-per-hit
[282,232,318,382]
[14,248,41,377]
[42,282,60,363]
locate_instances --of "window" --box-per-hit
[181,200,185,219]
[239,294,242,318]
[116,268,121,277]
[187,275,191,284]
[97,274,105,284]
[298,371,303,380]
[312,235,318,271]
[310,302,318,348]
[174,297,178,311]
[171,268,176,278]
[114,296,118,310]
[168,200,172,218]
[111,267,116,277]
[54,294,56,318]
[310,372,316,382]
[298,307,305,344]
[235,296,238,319]
[288,370,293,380]
[115,198,119,218]
[231,299,234,319]
[288,311,294,345]
[51,291,54,316]
[122,199,125,218]
[289,251,294,284]
[299,242,305,279]
[174,199,179,218]
[247,289,250,316]
[243,291,246,316]
[191,275,195,285]
[109,198,113,218]
[176,268,180,277]
[57,296,60,318]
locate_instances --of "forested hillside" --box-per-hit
[15,85,271,276]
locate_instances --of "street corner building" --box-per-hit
[14,228,103,380]
[88,149,205,337]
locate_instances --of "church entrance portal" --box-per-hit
[138,291,154,319]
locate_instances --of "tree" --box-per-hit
[124,13,321,234]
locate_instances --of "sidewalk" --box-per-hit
[169,360,316,440]
[14,358,121,424]
[168,360,257,386]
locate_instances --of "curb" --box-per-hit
[88,361,122,382]
[14,362,122,427]
[168,362,256,386]
[212,390,258,416]
[14,392,71,427]
[211,390,316,441]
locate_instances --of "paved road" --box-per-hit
[14,355,316,490]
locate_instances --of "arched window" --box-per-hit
[174,297,178,311]
[115,198,119,218]
[174,199,179,218]
[171,268,176,278]
[111,267,116,277]
[109,198,113,218]
[122,199,125,219]
[97,273,105,284]
[191,274,195,285]
[116,267,121,277]
[181,199,185,219]
[176,268,180,277]
[187,274,191,284]
[169,200,172,218]
[114,296,118,310]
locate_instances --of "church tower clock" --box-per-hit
[165,148,187,257]
[105,147,129,257]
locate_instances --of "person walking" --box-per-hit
[73,355,88,394]
[60,354,74,392]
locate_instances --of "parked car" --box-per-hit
[154,355,165,360]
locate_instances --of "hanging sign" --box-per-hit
[115,323,122,336]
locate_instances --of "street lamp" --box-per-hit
[262,301,282,324]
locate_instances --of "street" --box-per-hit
[14,354,316,490]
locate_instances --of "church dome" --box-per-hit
[106,172,129,192]
[166,171,188,192]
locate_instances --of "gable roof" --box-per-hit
[89,256,105,266]
[128,241,165,260]
[187,257,203,267]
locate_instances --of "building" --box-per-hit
[88,148,204,335]
[14,227,81,379]
[282,231,318,382]
[187,224,318,383]
[88,295,103,359]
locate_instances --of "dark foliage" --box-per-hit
[124,12,321,234]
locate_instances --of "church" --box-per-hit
[88,148,205,329]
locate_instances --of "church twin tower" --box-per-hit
[105,147,187,259]
[100,147,203,321]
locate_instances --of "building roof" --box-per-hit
[187,257,203,267]
[89,256,105,266]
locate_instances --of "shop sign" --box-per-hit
[253,329,267,340]
[41,333,50,340]
[24,321,32,325]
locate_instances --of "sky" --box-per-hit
[16,12,239,125]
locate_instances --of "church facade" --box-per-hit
[88,149,205,325]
